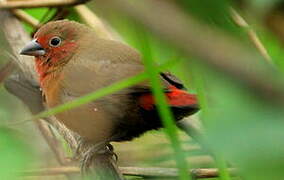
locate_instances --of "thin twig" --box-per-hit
[19,166,79,176]
[18,166,237,179]
[230,8,272,62]
[11,9,40,28]
[74,5,114,39]
[0,0,89,9]
[35,119,70,165]
[35,119,75,179]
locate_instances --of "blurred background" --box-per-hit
[1,0,284,179]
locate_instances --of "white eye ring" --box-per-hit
[49,36,62,47]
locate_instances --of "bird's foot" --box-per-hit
[106,143,118,162]
[80,142,118,174]
[73,136,86,160]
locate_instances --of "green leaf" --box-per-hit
[0,128,32,179]
[197,66,284,180]
[135,29,191,179]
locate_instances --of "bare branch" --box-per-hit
[35,119,70,165]
[11,9,40,28]
[74,5,114,39]
[230,8,272,62]
[19,166,79,176]
[19,166,237,179]
[0,0,89,9]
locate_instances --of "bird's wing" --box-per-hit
[160,72,185,90]
[60,37,197,111]
[136,72,198,111]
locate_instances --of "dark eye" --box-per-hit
[49,36,61,47]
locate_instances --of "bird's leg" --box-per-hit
[81,141,105,174]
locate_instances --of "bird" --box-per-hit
[20,20,199,163]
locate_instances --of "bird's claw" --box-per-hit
[106,143,118,162]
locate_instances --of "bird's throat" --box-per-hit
[35,57,58,86]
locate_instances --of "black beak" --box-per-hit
[20,39,46,56]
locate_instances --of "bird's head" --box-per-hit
[20,20,90,82]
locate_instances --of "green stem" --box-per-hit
[215,155,231,180]
[138,31,190,180]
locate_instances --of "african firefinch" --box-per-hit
[20,20,198,150]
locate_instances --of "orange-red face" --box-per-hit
[27,21,80,62]
[20,20,90,62]
[20,20,85,82]
[34,33,78,66]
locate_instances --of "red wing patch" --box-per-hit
[139,86,198,110]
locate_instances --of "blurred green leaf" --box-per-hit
[196,65,284,180]
[0,128,32,179]
[134,28,191,179]
[67,7,82,21]
[23,8,56,33]
[247,0,282,14]
[255,26,284,71]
